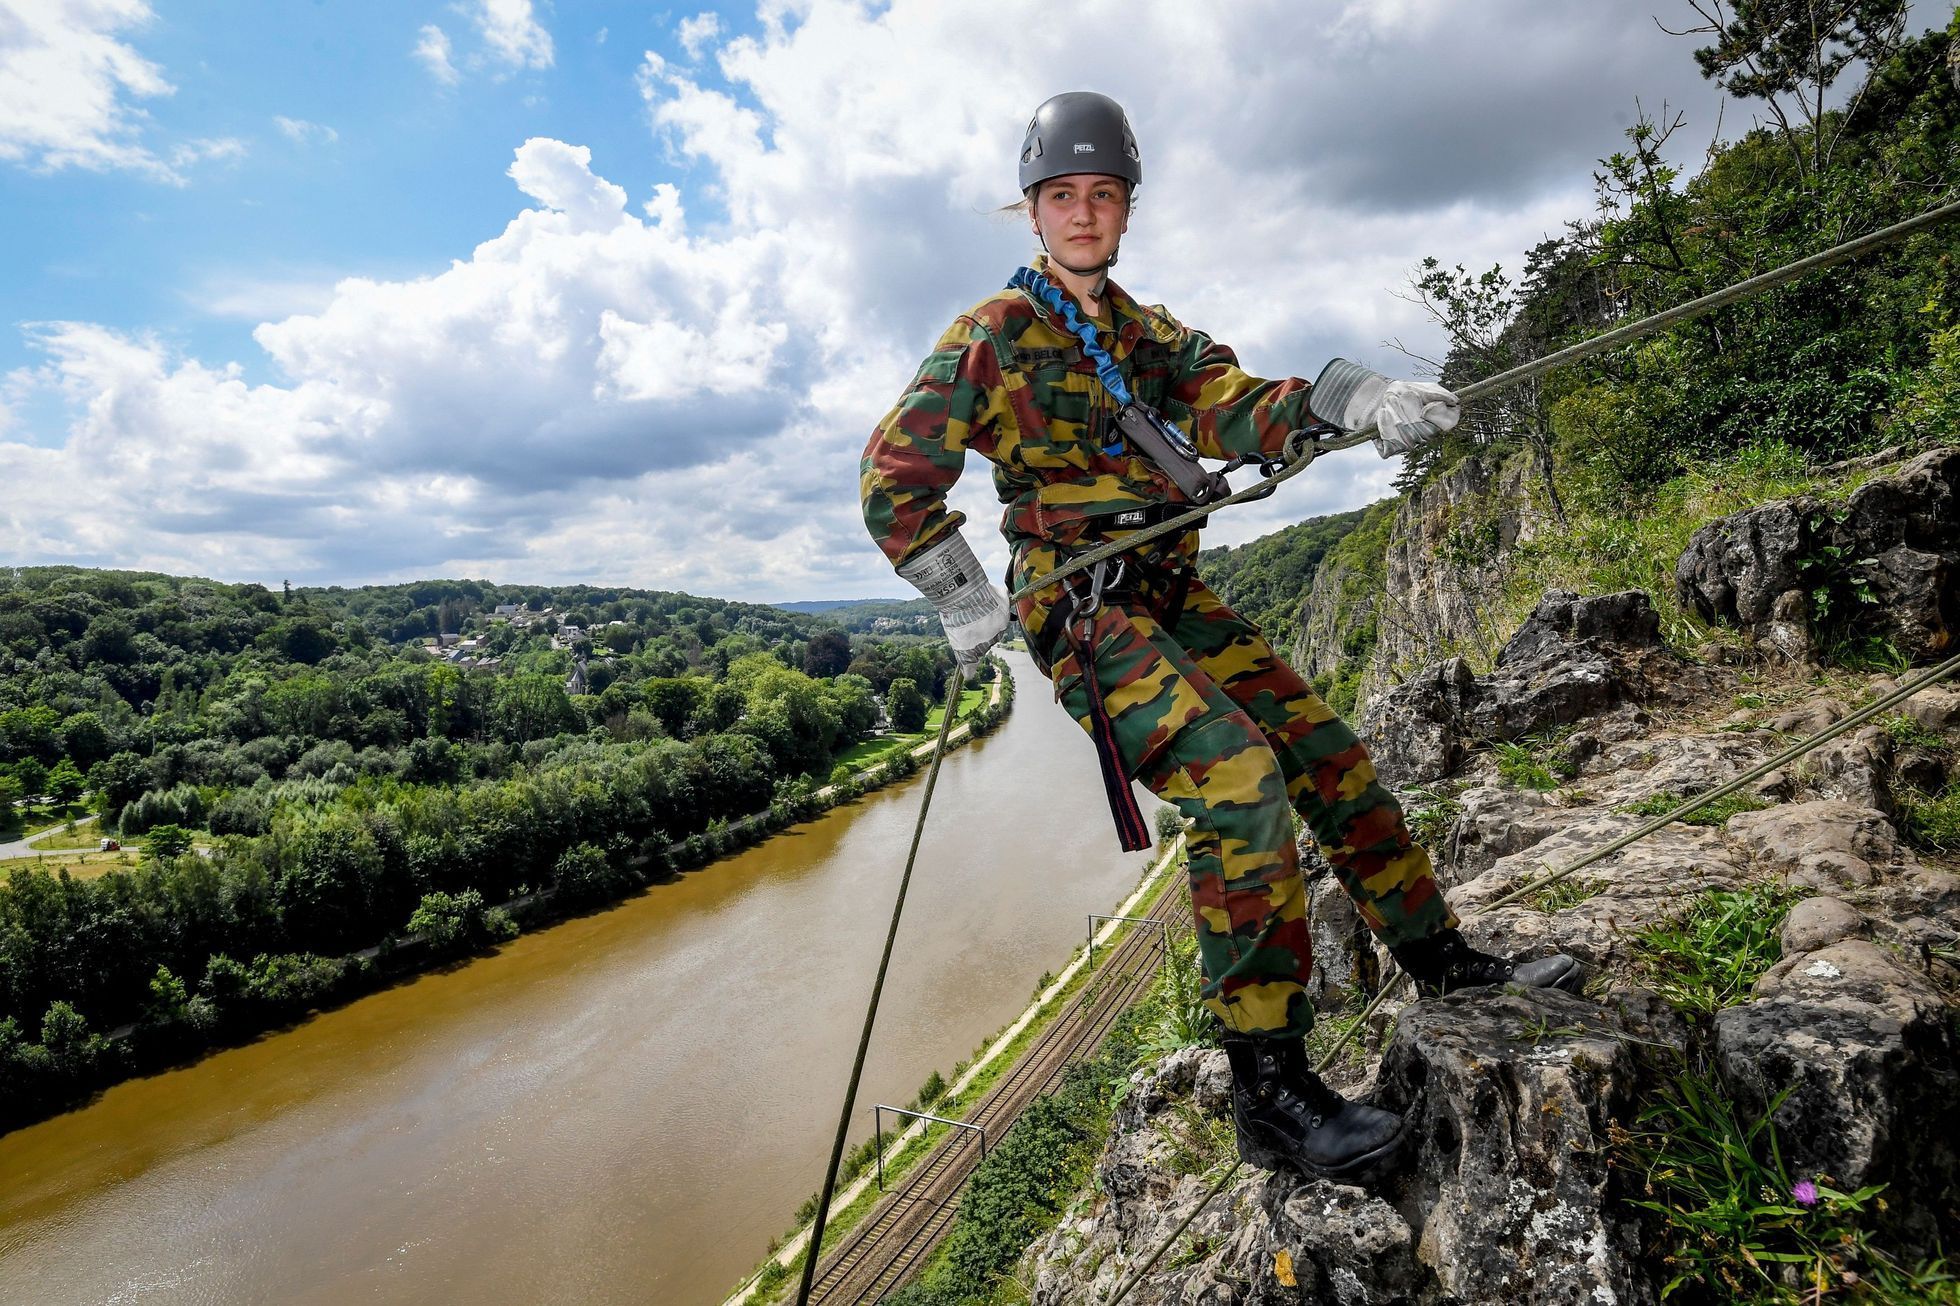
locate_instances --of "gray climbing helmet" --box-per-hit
[1018,91,1141,194]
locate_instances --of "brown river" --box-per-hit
[0,652,1164,1305]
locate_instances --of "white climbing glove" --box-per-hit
[895,528,1011,673]
[1308,359,1461,458]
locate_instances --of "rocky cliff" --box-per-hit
[1013,452,1960,1304]
[1292,445,1555,713]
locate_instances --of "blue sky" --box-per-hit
[1,1,756,397]
[2,1,1918,601]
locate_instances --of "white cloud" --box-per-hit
[0,0,229,183]
[419,2,555,86]
[273,115,339,145]
[4,0,1757,598]
[474,0,553,71]
[413,24,459,86]
[186,272,341,321]
[676,13,720,61]
[168,135,245,169]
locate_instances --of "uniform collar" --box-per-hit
[1027,254,1148,349]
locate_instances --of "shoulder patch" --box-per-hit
[1142,303,1184,346]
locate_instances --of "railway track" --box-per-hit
[804,876,1191,1305]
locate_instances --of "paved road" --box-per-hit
[0,812,101,860]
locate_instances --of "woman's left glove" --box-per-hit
[895,528,1011,672]
[1308,359,1461,458]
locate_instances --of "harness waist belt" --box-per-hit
[1090,503,1192,531]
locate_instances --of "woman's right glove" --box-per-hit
[895,528,1011,672]
[1308,359,1461,458]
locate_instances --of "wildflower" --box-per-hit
[1791,1180,1819,1207]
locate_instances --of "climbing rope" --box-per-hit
[793,663,967,1306]
[1009,195,1960,609]
[795,196,1960,1306]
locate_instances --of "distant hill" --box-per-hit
[1197,508,1369,637]
[770,598,908,612]
[767,597,937,634]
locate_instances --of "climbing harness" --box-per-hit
[794,195,1960,1306]
[1008,266,1296,503]
[1009,264,1298,847]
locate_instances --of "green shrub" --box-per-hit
[1405,789,1464,849]
[1621,1072,1891,1303]
[1493,740,1568,790]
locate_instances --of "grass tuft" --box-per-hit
[1616,788,1770,827]
[1632,885,1798,1017]
[1618,1072,1891,1302]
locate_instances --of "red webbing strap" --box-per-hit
[1069,619,1152,852]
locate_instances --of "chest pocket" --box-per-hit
[1010,345,1111,470]
[1124,340,1174,412]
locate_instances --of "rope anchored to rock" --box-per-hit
[793,196,1960,1306]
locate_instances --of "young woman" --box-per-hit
[860,91,1579,1182]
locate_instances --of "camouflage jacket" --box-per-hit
[860,256,1319,587]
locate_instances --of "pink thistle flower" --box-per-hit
[1791,1180,1819,1208]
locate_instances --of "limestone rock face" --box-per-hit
[1715,940,1960,1255]
[1675,447,1960,663]
[1371,989,1686,1306]
[1026,991,1687,1306]
[1293,448,1554,711]
[1017,450,1960,1305]
[1018,635,1960,1304]
[1360,589,1718,784]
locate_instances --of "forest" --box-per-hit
[0,567,986,1127]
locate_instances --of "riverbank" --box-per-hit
[0,648,1157,1306]
[725,829,1187,1305]
[0,662,1013,1137]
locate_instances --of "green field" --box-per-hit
[830,686,989,772]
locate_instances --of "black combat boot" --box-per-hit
[1390,927,1583,999]
[1222,1034,1406,1180]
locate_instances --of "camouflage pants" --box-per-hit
[1018,559,1456,1040]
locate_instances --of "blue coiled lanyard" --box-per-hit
[1008,266,1134,455]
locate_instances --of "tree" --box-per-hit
[89,751,150,823]
[802,629,853,678]
[263,612,339,665]
[59,712,112,768]
[46,759,84,806]
[39,1001,101,1081]
[10,758,48,804]
[406,889,491,953]
[144,824,195,860]
[888,678,927,733]
[1674,0,1910,184]
[643,677,708,737]
[0,705,58,763]
[493,674,578,743]
[145,964,191,1026]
